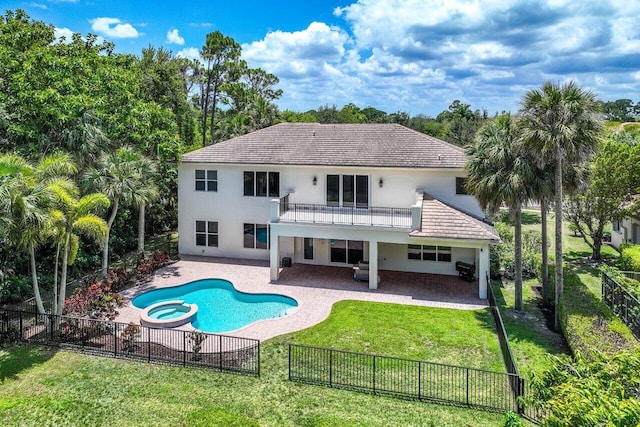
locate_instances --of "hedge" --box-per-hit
[619,245,640,273]
[558,267,638,358]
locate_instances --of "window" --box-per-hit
[195,221,218,247]
[456,177,468,195]
[303,238,314,260]
[613,220,621,232]
[244,223,269,249]
[438,246,452,262]
[408,244,451,262]
[244,171,279,197]
[326,174,368,207]
[327,175,339,206]
[330,239,364,264]
[408,244,421,260]
[196,170,217,192]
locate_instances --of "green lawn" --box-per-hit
[0,301,508,426]
[491,279,568,378]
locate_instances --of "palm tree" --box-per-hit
[83,147,147,275]
[519,81,602,329]
[49,182,109,315]
[466,114,539,311]
[132,157,159,254]
[0,153,77,314]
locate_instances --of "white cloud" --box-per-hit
[27,2,48,9]
[176,47,201,62]
[54,27,74,42]
[90,17,139,39]
[166,28,184,45]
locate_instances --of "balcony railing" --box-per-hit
[278,195,411,228]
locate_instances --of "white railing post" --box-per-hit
[271,198,281,222]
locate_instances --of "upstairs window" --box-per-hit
[244,171,279,197]
[456,177,468,195]
[196,170,217,192]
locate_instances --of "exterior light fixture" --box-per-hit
[379,178,384,188]
[312,176,317,185]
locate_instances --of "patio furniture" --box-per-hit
[353,261,380,283]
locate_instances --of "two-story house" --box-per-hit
[177,123,499,299]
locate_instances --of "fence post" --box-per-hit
[183,330,187,367]
[114,324,118,357]
[19,310,23,338]
[517,377,525,415]
[329,349,333,386]
[466,368,469,406]
[288,344,292,381]
[418,361,421,400]
[372,355,376,394]
[219,335,223,371]
[147,329,151,362]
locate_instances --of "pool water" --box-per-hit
[151,306,190,320]
[132,279,298,333]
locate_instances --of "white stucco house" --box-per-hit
[611,197,640,249]
[177,123,499,299]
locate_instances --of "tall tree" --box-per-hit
[519,81,602,329]
[200,31,241,145]
[133,156,159,254]
[83,147,146,275]
[0,153,76,314]
[49,183,109,315]
[564,137,640,260]
[465,114,539,311]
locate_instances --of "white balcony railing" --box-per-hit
[277,195,412,228]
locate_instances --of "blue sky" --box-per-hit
[5,0,640,116]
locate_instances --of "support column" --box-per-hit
[478,245,489,299]
[369,240,378,290]
[270,230,280,282]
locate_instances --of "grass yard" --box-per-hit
[491,280,568,378]
[0,301,508,426]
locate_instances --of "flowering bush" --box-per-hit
[136,251,171,280]
[64,281,124,320]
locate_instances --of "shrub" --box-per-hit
[0,274,31,304]
[501,411,524,427]
[619,245,640,272]
[495,221,514,242]
[121,322,141,352]
[64,281,124,320]
[558,268,637,357]
[525,350,640,427]
[102,268,134,293]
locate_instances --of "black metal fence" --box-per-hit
[602,271,640,338]
[289,344,521,412]
[0,309,260,376]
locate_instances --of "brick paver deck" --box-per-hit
[117,256,487,341]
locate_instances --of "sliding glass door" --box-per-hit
[326,174,368,208]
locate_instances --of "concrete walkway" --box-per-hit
[117,256,487,341]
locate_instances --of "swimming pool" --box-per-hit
[132,279,298,333]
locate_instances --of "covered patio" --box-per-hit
[276,263,481,305]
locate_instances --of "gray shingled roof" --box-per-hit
[409,194,500,242]
[182,123,466,169]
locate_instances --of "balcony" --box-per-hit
[276,195,412,228]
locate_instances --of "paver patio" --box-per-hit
[117,255,487,341]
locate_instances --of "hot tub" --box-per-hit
[140,300,198,328]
